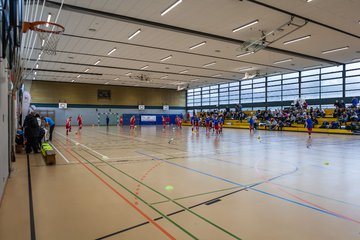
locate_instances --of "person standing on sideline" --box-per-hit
[106,115,110,127]
[24,111,40,153]
[130,115,136,129]
[305,115,313,138]
[42,116,55,141]
[66,116,72,135]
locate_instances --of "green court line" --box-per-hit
[150,186,242,205]
[54,137,198,239]
[83,148,242,240]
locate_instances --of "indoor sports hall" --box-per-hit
[0,1,360,240]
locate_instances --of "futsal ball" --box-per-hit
[134,126,137,128]
[257,136,261,140]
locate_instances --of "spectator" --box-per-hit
[42,116,55,141]
[23,111,40,153]
[351,97,359,108]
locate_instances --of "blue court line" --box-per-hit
[274,183,360,209]
[137,151,355,223]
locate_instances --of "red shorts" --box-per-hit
[215,125,219,130]
[206,123,210,127]
[307,128,312,133]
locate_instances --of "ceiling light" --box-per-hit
[134,84,139,86]
[236,51,254,58]
[114,77,119,80]
[352,58,360,62]
[273,58,293,64]
[161,0,182,16]
[203,61,216,67]
[33,77,35,80]
[41,39,45,46]
[84,68,90,72]
[211,74,222,77]
[189,41,206,50]
[306,0,313,2]
[71,80,75,83]
[239,67,253,72]
[160,75,168,79]
[128,29,141,40]
[34,72,37,75]
[322,46,349,54]
[160,55,172,62]
[140,65,149,70]
[179,70,188,74]
[284,35,311,45]
[94,60,101,65]
[105,81,110,85]
[77,74,81,78]
[126,72,132,76]
[36,64,39,69]
[45,13,52,27]
[191,79,199,82]
[107,47,117,55]
[232,20,259,32]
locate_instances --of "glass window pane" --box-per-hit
[302,69,320,76]
[346,76,360,84]
[346,90,360,97]
[229,82,240,87]
[346,83,360,90]
[321,85,342,92]
[302,81,319,88]
[268,80,281,86]
[321,65,343,74]
[301,93,320,99]
[321,92,342,98]
[321,78,342,86]
[321,72,342,79]
[346,62,360,71]
[302,87,320,94]
[346,69,360,77]
[301,75,319,82]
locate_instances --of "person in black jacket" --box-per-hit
[23,112,40,153]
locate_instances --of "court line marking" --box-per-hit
[150,186,242,205]
[55,132,108,159]
[82,148,242,240]
[254,160,360,225]
[53,139,178,240]
[137,151,360,224]
[49,142,70,163]
[54,134,198,240]
[26,154,37,240]
[274,183,360,208]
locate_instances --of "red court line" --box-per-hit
[54,139,177,240]
[254,162,360,225]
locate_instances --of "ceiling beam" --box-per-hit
[246,0,360,40]
[44,0,342,65]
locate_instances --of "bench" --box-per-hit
[41,143,56,165]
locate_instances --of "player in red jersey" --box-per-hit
[66,116,72,135]
[119,115,123,127]
[130,115,136,129]
[162,115,167,129]
[77,114,83,130]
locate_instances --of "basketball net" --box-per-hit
[23,21,65,55]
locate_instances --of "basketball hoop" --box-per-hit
[23,21,65,55]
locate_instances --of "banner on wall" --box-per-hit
[141,115,156,122]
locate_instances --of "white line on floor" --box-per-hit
[55,132,109,159]
[49,142,70,163]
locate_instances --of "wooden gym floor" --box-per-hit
[0,126,360,240]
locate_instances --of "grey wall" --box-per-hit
[36,107,186,126]
[0,60,9,200]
